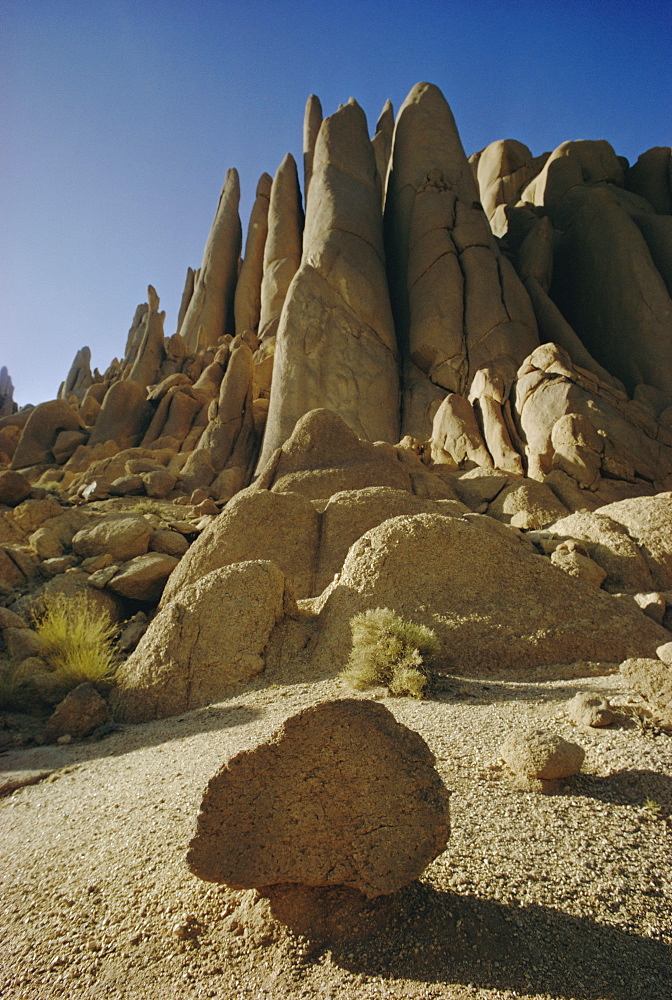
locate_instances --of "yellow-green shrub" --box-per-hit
[340,607,440,699]
[32,593,117,688]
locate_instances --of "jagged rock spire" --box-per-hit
[257,99,399,469]
[302,94,323,208]
[179,168,242,352]
[234,172,272,338]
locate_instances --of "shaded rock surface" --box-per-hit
[315,514,667,675]
[113,561,296,722]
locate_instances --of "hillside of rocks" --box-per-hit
[1,82,672,722]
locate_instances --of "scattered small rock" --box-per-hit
[567,691,614,727]
[500,727,585,792]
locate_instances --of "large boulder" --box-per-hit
[314,487,467,594]
[161,488,319,603]
[620,657,672,724]
[548,497,672,593]
[113,561,296,722]
[187,699,450,898]
[106,553,179,603]
[11,400,83,469]
[0,470,32,506]
[593,496,672,590]
[314,514,667,674]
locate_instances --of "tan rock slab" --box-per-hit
[72,515,152,561]
[113,560,296,722]
[106,553,179,602]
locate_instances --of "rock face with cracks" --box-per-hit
[112,560,297,723]
[187,699,451,898]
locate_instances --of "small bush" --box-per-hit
[340,607,440,699]
[41,480,64,496]
[32,593,117,688]
[134,499,163,515]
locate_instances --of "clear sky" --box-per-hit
[2,0,671,407]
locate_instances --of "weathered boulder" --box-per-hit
[187,699,450,898]
[257,409,412,501]
[474,139,548,224]
[87,380,153,451]
[28,509,89,560]
[106,553,179,603]
[547,510,656,593]
[11,400,83,469]
[550,544,608,588]
[149,529,188,557]
[113,561,296,722]
[71,515,153,562]
[315,514,668,674]
[44,683,109,742]
[567,692,614,727]
[620,657,672,723]
[625,146,672,216]
[11,496,62,533]
[593,496,672,590]
[258,100,399,469]
[515,343,672,489]
[428,393,492,468]
[315,487,465,595]
[500,727,585,791]
[486,479,569,530]
[162,488,319,603]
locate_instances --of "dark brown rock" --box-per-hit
[44,683,109,742]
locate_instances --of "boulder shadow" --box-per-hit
[323,882,671,1000]
[573,767,672,813]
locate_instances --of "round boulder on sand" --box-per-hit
[113,560,297,722]
[187,699,450,898]
[500,727,585,791]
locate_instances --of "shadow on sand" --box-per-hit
[323,882,670,1000]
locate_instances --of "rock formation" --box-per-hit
[178,168,242,352]
[257,99,400,469]
[2,81,672,734]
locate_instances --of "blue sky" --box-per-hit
[2,0,671,406]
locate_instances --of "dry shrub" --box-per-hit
[32,593,117,688]
[340,608,439,699]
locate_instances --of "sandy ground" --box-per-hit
[1,665,671,1000]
